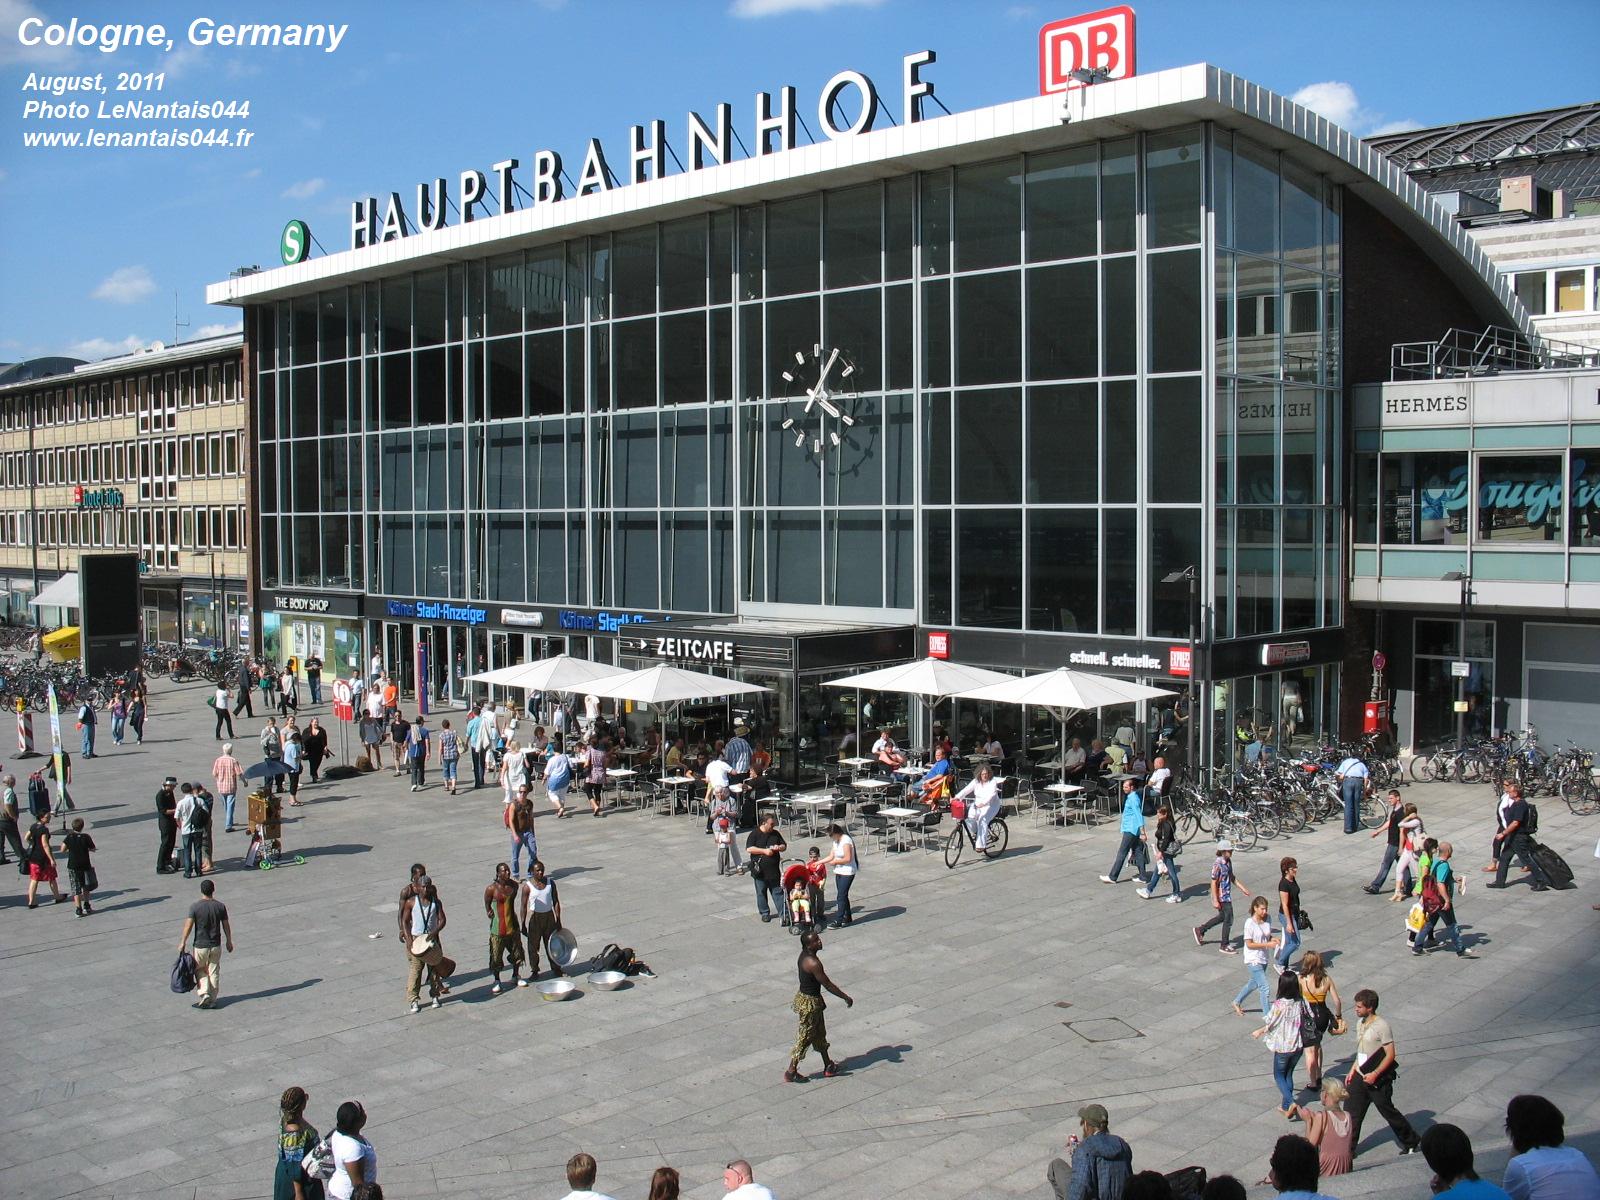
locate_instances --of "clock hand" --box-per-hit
[816,347,840,390]
[815,392,842,419]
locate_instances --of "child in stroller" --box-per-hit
[783,853,828,935]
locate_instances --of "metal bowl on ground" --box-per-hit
[587,970,628,991]
[536,978,578,1002]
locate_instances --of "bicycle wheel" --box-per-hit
[981,817,1009,858]
[1254,806,1283,840]
[1359,792,1385,829]
[1177,807,1205,844]
[1279,793,1309,834]
[1563,776,1600,816]
[943,827,964,869]
[1408,755,1435,782]
[1220,813,1259,853]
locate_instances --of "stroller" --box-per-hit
[782,859,826,935]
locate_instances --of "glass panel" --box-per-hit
[1028,384,1096,503]
[487,336,522,420]
[618,514,660,608]
[1212,128,1233,250]
[1148,250,1202,374]
[921,279,950,388]
[1282,266,1322,383]
[527,330,564,416]
[955,389,1022,504]
[614,413,658,508]
[1026,145,1097,263]
[711,211,733,305]
[1573,450,1600,547]
[1100,138,1136,254]
[824,183,881,289]
[660,312,707,407]
[885,284,913,391]
[1233,137,1279,257]
[886,176,914,280]
[957,509,1022,628]
[828,513,882,607]
[662,408,709,507]
[1282,158,1322,271]
[1353,452,1378,543]
[1281,508,1317,630]
[1146,128,1203,247]
[770,513,821,604]
[765,196,820,297]
[1235,508,1279,636]
[381,353,411,427]
[660,216,707,312]
[920,170,951,275]
[1149,509,1202,638]
[887,509,914,609]
[1213,507,1232,640]
[1102,257,1136,376]
[1214,249,1235,376]
[611,227,657,318]
[824,290,882,393]
[486,254,525,336]
[925,509,951,624]
[765,404,821,507]
[1551,269,1584,313]
[665,514,709,612]
[526,247,564,330]
[885,393,914,507]
[1029,509,1097,632]
[955,158,1021,271]
[765,296,820,398]
[711,308,733,402]
[1214,379,1235,505]
[1149,376,1202,503]
[414,347,449,425]
[955,271,1020,385]
[489,514,527,602]
[1102,509,1136,635]
[1281,386,1317,504]
[924,391,951,505]
[1476,454,1563,543]
[826,394,882,508]
[738,206,763,301]
[1027,262,1097,380]
[486,424,522,509]
[1102,380,1136,503]
[1236,381,1278,504]
[1512,272,1546,316]
[613,318,656,409]
[1380,452,1468,545]
[1235,255,1279,378]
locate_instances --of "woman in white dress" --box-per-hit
[500,739,526,805]
[953,764,1003,851]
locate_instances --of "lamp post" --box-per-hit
[1163,566,1199,777]
[1441,571,1471,781]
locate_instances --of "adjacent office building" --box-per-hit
[210,58,1536,780]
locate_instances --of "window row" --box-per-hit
[1512,265,1600,317]
[1,359,240,431]
[14,504,244,553]
[739,509,914,611]
[1214,506,1342,640]
[9,433,242,491]
[1352,449,1600,547]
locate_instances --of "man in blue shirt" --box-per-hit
[724,723,753,780]
[1335,755,1370,834]
[1412,842,1478,958]
[1420,1123,1510,1200]
[465,707,486,790]
[913,747,952,809]
[1047,1103,1132,1200]
[1099,779,1149,886]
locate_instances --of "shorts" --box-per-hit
[68,866,93,895]
[442,757,459,781]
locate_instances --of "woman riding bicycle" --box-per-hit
[953,763,1003,852]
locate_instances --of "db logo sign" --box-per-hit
[1039,6,1137,95]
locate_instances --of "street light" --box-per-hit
[1163,566,1199,777]
[1441,571,1471,780]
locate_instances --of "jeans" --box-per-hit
[411,755,426,787]
[1107,832,1148,882]
[1341,777,1365,833]
[181,831,204,877]
[442,757,458,783]
[832,871,855,924]
[81,727,95,757]
[1276,914,1301,968]
[111,715,126,744]
[214,708,233,739]
[1493,831,1548,887]
[1234,962,1271,1012]
[754,875,786,922]
[1197,899,1234,946]
[1369,841,1398,890]
[1150,857,1182,896]
[221,792,236,829]
[309,679,322,704]
[1272,1049,1305,1110]
[471,748,487,788]
[1415,906,1463,953]
[512,831,537,876]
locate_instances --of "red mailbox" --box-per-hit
[1363,700,1389,734]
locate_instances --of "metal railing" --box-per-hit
[1391,325,1600,380]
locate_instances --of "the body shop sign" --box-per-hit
[1039,6,1136,94]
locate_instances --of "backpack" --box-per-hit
[27,775,49,818]
[301,1134,338,1183]
[1522,803,1538,836]
[1420,869,1446,916]
[595,943,633,974]
[190,799,211,830]
[171,950,196,993]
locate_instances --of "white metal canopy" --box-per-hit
[583,663,772,706]
[463,654,626,693]
[29,573,79,609]
[822,657,1014,700]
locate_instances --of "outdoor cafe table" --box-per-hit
[658,774,697,815]
[852,777,892,793]
[789,794,834,836]
[879,806,923,852]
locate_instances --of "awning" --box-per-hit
[29,573,79,609]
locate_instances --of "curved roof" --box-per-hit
[0,357,85,387]
[1366,101,1600,175]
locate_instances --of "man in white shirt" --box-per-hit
[559,1151,617,1200]
[369,651,383,685]
[1146,755,1173,797]
[1335,756,1370,834]
[724,1158,777,1199]
[173,785,202,879]
[1503,1094,1600,1200]
[1062,738,1087,780]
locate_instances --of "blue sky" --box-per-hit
[2,0,1597,362]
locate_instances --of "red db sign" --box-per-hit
[1039,6,1136,95]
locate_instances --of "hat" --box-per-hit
[1078,1103,1109,1129]
[734,721,749,733]
[1215,839,1235,853]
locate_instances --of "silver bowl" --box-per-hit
[536,978,578,1002]
[587,970,629,991]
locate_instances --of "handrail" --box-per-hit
[1390,324,1600,380]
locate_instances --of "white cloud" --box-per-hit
[92,266,157,304]
[282,178,326,200]
[241,167,263,180]
[731,0,885,16]
[1290,81,1416,137]
[66,334,160,361]
[1367,118,1420,137]
[1006,4,1038,18]
[193,322,242,339]
[0,0,70,66]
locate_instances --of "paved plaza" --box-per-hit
[1,679,1597,1200]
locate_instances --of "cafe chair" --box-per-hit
[915,809,945,853]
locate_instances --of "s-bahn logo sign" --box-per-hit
[1039,6,1137,94]
[337,51,939,252]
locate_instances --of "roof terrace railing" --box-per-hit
[1390,325,1599,380]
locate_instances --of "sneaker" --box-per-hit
[431,997,442,1009]
[1457,949,1478,958]
[1192,927,1204,947]
[1166,895,1183,904]
[491,981,502,994]
[822,1063,841,1078]
[1219,945,1238,955]
[516,977,529,987]
[1399,1147,1419,1157]
[783,1067,807,1083]
[409,1001,421,1014]
[1362,885,1381,894]
[1135,888,1152,899]
[1099,874,1117,884]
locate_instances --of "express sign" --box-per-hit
[1039,6,1136,95]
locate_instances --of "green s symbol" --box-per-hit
[280,220,310,265]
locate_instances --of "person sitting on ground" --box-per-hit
[1125,1173,1172,1200]
[1266,1134,1336,1200]
[1303,1078,1354,1178]
[1421,1123,1511,1200]
[1201,1179,1246,1200]
[1503,1095,1600,1200]
[1047,1103,1132,1200]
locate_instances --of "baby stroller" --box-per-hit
[782,860,826,935]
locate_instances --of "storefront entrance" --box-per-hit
[381,620,573,709]
[1412,617,1494,750]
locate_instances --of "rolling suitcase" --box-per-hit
[1531,841,1575,889]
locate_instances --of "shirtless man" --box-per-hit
[786,931,854,1083]
[483,862,528,993]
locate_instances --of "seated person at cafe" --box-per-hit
[931,724,955,761]
[1128,747,1149,777]
[1063,738,1088,780]
[664,737,687,772]
[1105,741,1128,772]
[914,747,953,810]
[981,731,1004,761]
[1085,738,1110,777]
[871,729,907,774]
[837,728,859,759]
[752,739,773,774]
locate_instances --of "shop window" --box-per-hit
[1554,269,1586,313]
[1573,451,1600,547]
[1353,453,1378,543]
[1380,451,1467,545]
[1476,454,1562,543]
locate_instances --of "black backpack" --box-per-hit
[1522,802,1538,836]
[190,798,211,830]
[595,943,633,974]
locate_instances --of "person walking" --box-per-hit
[128,687,147,744]
[358,713,384,772]
[1251,968,1308,1119]
[61,817,97,917]
[405,715,431,791]
[786,930,852,1082]
[214,683,235,740]
[500,737,526,803]
[1488,785,1552,892]
[304,655,323,706]
[467,704,492,789]
[1232,895,1279,1015]
[110,690,128,745]
[1100,778,1150,886]
[277,666,298,718]
[1303,1079,1355,1179]
[1389,802,1426,901]
[156,777,179,873]
[1137,803,1184,902]
[1297,950,1343,1089]
[211,744,246,833]
[543,735,573,817]
[272,1086,323,1200]
[436,719,460,794]
[234,661,256,718]
[508,786,537,877]
[1413,842,1479,958]
[76,695,97,758]
[1276,857,1304,969]
[746,814,789,925]
[483,862,529,993]
[23,811,66,907]
[176,878,233,1008]
[282,731,305,806]
[1334,753,1369,835]
[1343,989,1422,1158]
[0,773,23,865]
[401,875,447,1013]
[517,859,562,979]
[821,822,859,927]
[302,719,328,784]
[387,710,410,777]
[327,1101,378,1200]
[1363,789,1406,895]
[260,718,286,794]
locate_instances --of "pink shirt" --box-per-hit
[212,755,245,794]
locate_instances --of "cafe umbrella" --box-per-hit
[463,654,628,728]
[821,657,1015,754]
[581,664,772,778]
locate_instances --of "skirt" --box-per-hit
[29,860,57,883]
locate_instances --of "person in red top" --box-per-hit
[804,846,828,919]
[483,862,528,994]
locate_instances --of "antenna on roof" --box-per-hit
[172,290,190,346]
